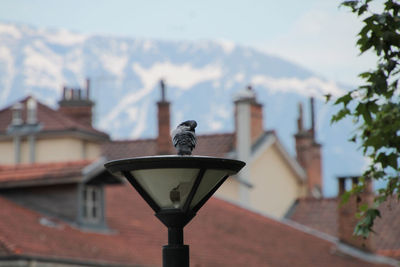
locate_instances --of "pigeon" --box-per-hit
[171,120,197,155]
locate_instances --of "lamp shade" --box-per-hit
[104,156,245,214]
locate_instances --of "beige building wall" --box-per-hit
[249,143,302,218]
[0,137,102,164]
[0,141,14,164]
[84,141,101,160]
[20,139,30,163]
[216,176,241,201]
[36,138,83,162]
[36,138,102,163]
[216,143,305,219]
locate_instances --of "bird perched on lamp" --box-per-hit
[171,120,197,155]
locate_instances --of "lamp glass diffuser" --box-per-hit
[104,156,246,214]
[189,169,227,209]
[132,168,198,209]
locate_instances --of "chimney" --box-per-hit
[233,85,264,205]
[58,78,94,126]
[338,176,374,251]
[234,85,264,145]
[294,97,322,197]
[26,97,38,163]
[26,97,37,124]
[157,79,172,155]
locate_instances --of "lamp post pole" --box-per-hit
[164,227,188,267]
[156,209,194,267]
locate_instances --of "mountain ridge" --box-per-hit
[0,21,363,196]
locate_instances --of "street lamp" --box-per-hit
[104,155,245,267]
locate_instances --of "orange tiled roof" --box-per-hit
[0,96,109,139]
[289,197,400,260]
[102,133,235,160]
[101,138,158,159]
[0,160,93,187]
[0,185,391,266]
[194,133,235,157]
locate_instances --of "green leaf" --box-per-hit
[359,203,369,212]
[358,4,368,15]
[387,153,398,169]
[331,108,351,123]
[359,71,372,79]
[334,93,353,106]
[340,191,352,205]
[356,103,372,124]
[341,0,360,11]
[324,94,332,102]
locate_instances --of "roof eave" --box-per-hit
[0,129,109,142]
[0,175,82,189]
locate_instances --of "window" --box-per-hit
[11,102,23,126]
[82,185,102,223]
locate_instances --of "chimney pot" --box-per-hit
[62,86,67,99]
[160,79,166,102]
[310,97,315,139]
[297,103,304,131]
[86,78,90,100]
[338,177,346,195]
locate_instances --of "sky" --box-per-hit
[0,0,376,87]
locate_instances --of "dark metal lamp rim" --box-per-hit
[104,155,245,173]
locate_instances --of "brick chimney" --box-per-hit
[294,97,322,197]
[58,78,94,126]
[234,85,264,145]
[157,79,172,155]
[338,176,374,251]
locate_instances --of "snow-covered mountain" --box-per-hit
[0,22,364,196]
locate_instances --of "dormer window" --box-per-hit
[11,102,23,126]
[78,184,107,230]
[81,185,104,225]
